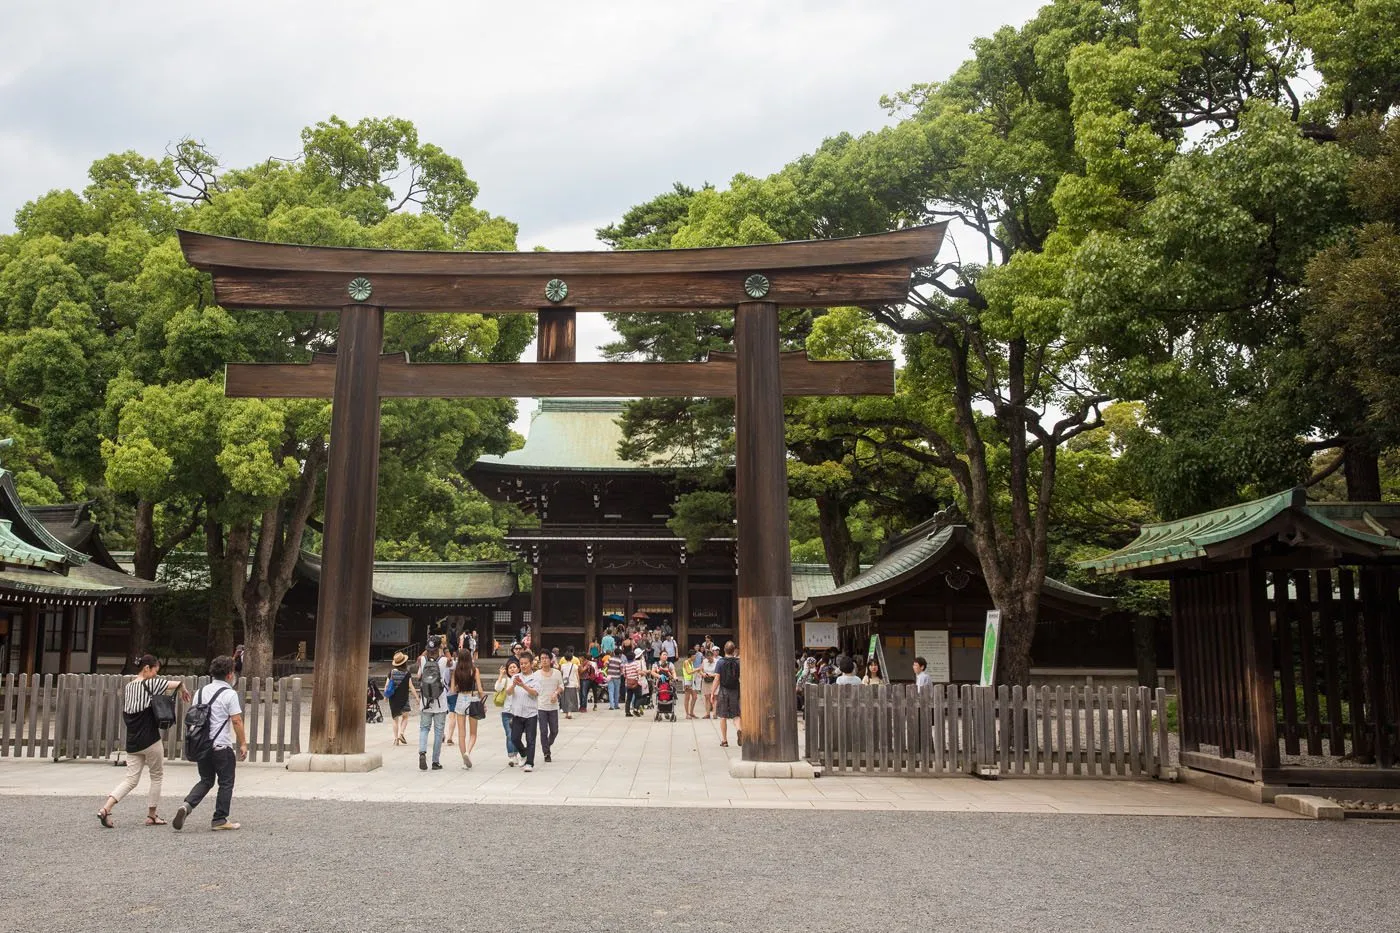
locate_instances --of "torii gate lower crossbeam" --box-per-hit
[179,225,946,769]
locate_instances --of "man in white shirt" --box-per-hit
[913,656,933,689]
[534,653,565,763]
[507,652,542,771]
[173,655,247,831]
[417,642,451,771]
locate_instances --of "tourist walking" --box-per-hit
[535,652,564,763]
[559,648,580,719]
[606,649,624,710]
[507,652,541,771]
[444,646,460,748]
[172,655,246,831]
[913,656,932,689]
[681,649,699,719]
[863,659,886,686]
[577,654,594,713]
[417,642,450,771]
[834,658,862,685]
[96,654,189,828]
[495,658,522,765]
[701,647,719,718]
[450,653,483,769]
[623,648,645,717]
[715,641,742,748]
[385,651,417,745]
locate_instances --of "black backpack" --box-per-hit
[718,657,740,690]
[419,658,444,705]
[183,684,230,762]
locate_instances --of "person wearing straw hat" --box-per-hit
[385,651,418,746]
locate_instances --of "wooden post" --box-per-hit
[309,304,384,755]
[734,300,798,763]
[59,605,75,675]
[677,567,690,654]
[584,569,598,648]
[20,605,38,678]
[537,309,576,362]
[1242,561,1279,775]
[530,571,543,642]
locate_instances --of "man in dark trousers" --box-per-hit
[715,640,742,748]
[173,655,248,831]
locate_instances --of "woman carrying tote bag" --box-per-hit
[97,654,190,828]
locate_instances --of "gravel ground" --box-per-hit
[5,796,1398,933]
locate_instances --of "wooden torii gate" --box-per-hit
[179,225,945,768]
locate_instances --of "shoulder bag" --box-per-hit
[147,680,177,731]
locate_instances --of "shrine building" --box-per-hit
[468,399,840,654]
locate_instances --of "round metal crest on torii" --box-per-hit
[179,224,946,769]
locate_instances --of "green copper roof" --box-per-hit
[0,519,66,569]
[1078,487,1400,576]
[792,563,842,601]
[474,399,668,473]
[297,554,516,606]
[796,521,1111,617]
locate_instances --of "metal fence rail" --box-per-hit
[1,673,302,763]
[804,683,1171,778]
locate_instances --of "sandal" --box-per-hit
[97,808,114,829]
[145,814,167,826]
[720,741,729,748]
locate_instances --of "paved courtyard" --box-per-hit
[3,707,1290,817]
[2,795,1396,933]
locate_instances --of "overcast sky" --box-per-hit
[2,0,1041,425]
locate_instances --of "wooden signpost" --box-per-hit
[180,225,945,766]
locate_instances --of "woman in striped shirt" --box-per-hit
[97,654,189,828]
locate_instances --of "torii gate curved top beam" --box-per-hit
[178,225,944,312]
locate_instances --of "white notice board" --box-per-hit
[914,629,951,682]
[370,616,411,645]
[803,621,839,649]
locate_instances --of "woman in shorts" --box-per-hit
[450,653,483,768]
[701,647,720,718]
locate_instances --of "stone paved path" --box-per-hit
[0,706,1290,817]
[2,796,1395,933]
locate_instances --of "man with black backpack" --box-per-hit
[417,641,451,771]
[173,655,247,831]
[715,641,742,748]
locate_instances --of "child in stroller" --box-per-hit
[366,677,385,724]
[653,671,677,722]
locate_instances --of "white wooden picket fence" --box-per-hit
[0,673,302,763]
[803,683,1172,778]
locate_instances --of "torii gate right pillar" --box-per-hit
[734,300,801,768]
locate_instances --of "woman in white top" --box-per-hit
[495,658,522,766]
[862,660,886,686]
[701,649,719,718]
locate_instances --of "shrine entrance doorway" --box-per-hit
[180,224,945,770]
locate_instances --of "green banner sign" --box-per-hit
[979,610,1001,686]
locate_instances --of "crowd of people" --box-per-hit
[373,623,746,770]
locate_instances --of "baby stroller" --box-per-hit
[366,677,385,724]
[653,673,677,722]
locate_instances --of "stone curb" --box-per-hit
[728,759,819,780]
[1273,794,1344,820]
[285,753,383,773]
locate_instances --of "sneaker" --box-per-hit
[431,762,443,770]
[522,764,533,772]
[419,752,427,771]
[544,751,552,763]
[171,804,189,831]
[462,753,472,769]
[508,755,517,767]
[211,821,241,831]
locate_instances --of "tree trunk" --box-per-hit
[996,592,1041,687]
[815,495,862,586]
[1133,614,1158,688]
[1344,440,1382,501]
[204,518,238,662]
[127,499,160,661]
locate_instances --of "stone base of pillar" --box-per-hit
[728,759,820,780]
[285,752,382,773]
